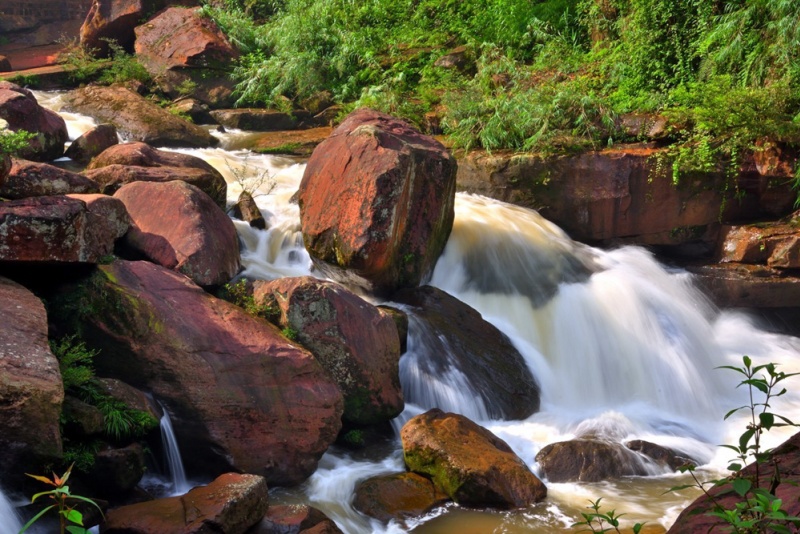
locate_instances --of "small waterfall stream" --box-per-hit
[0,486,21,534]
[35,91,800,532]
[159,408,191,496]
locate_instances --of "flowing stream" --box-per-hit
[0,486,21,534]
[38,91,800,532]
[159,407,191,496]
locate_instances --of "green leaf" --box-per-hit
[743,355,752,368]
[742,378,769,394]
[739,428,756,450]
[727,462,742,472]
[760,412,775,430]
[667,484,698,492]
[724,406,747,420]
[64,508,84,525]
[18,505,56,533]
[732,477,752,497]
[69,494,105,514]
[65,527,90,534]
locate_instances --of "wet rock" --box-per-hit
[62,395,105,437]
[401,409,546,509]
[103,472,269,533]
[718,215,800,269]
[0,81,67,161]
[87,443,146,495]
[53,260,343,485]
[232,190,266,229]
[0,276,63,487]
[536,439,651,482]
[134,7,239,107]
[391,286,540,420]
[668,431,800,534]
[688,263,800,308]
[86,141,227,207]
[299,108,457,295]
[114,180,240,286]
[64,124,119,164]
[1,158,99,199]
[248,504,343,534]
[253,276,403,424]
[211,109,299,131]
[249,127,333,157]
[352,472,449,524]
[63,85,217,148]
[0,194,129,263]
[625,440,695,471]
[377,305,408,353]
[170,98,214,124]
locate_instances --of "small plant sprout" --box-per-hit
[20,463,103,534]
[224,153,277,201]
[572,498,644,534]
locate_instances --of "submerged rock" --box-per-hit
[401,409,546,509]
[535,439,652,482]
[299,108,457,295]
[64,123,119,164]
[353,472,449,524]
[253,276,403,425]
[249,504,343,534]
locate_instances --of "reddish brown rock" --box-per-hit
[457,146,796,254]
[0,152,10,185]
[64,123,119,164]
[249,127,333,157]
[232,190,266,229]
[352,472,449,524]
[55,260,343,485]
[668,431,800,534]
[0,276,63,486]
[401,409,546,509]
[249,504,343,534]
[535,439,651,483]
[0,81,67,161]
[718,215,800,269]
[391,286,540,420]
[253,276,403,424]
[211,109,299,131]
[81,0,147,56]
[688,263,800,308]
[299,108,457,295]
[87,141,226,206]
[625,440,695,471]
[96,378,161,421]
[87,443,147,495]
[63,85,217,148]
[103,472,268,533]
[0,194,128,263]
[134,7,239,107]
[114,180,239,286]
[1,158,99,199]
[0,55,11,72]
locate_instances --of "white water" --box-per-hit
[159,408,191,496]
[40,92,800,532]
[0,487,21,534]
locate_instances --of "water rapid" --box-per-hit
[37,92,800,532]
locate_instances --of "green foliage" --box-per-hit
[220,279,279,321]
[281,326,299,341]
[50,336,98,393]
[341,429,365,447]
[0,127,34,157]
[62,442,100,473]
[572,498,644,533]
[20,464,103,534]
[58,38,150,86]
[669,356,800,533]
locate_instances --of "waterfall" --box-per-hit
[0,486,21,534]
[159,408,191,496]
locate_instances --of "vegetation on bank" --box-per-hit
[200,0,800,183]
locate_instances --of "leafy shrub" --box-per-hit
[0,128,35,157]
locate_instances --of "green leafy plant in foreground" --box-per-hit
[669,356,800,533]
[572,497,644,533]
[20,464,103,534]
[0,127,35,157]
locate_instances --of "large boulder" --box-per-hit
[103,472,268,533]
[134,7,239,107]
[0,194,129,263]
[0,276,63,487]
[53,260,343,485]
[717,213,800,269]
[64,123,119,164]
[668,431,800,534]
[252,276,403,424]
[210,109,299,131]
[352,472,449,524]
[298,108,457,295]
[0,81,68,161]
[87,443,147,495]
[114,180,240,286]
[1,158,99,199]
[535,439,652,483]
[86,141,226,206]
[249,504,343,534]
[391,285,540,420]
[81,0,147,56]
[401,409,546,509]
[63,85,217,148]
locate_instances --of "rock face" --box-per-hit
[352,472,449,524]
[457,146,796,254]
[391,286,540,420]
[64,123,119,164]
[249,504,343,534]
[253,276,403,424]
[688,263,800,308]
[103,472,269,533]
[114,180,240,286]
[535,439,651,482]
[718,215,800,269]
[1,158,99,199]
[0,194,129,263]
[57,260,343,485]
[211,109,299,131]
[668,431,800,534]
[401,409,546,508]
[64,85,217,148]
[134,7,239,107]
[0,81,68,161]
[87,443,146,495]
[299,108,457,295]
[81,0,147,56]
[86,142,227,206]
[0,276,63,485]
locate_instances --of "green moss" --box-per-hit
[403,448,463,499]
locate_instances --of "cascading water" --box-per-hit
[38,91,800,532]
[159,407,191,496]
[0,486,21,534]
